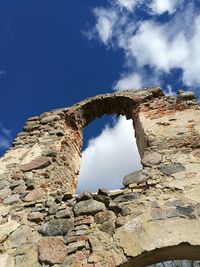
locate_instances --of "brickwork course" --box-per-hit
[0,87,200,266]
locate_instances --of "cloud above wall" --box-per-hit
[77,116,142,193]
[0,123,12,151]
[90,0,200,90]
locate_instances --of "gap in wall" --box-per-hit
[77,115,142,193]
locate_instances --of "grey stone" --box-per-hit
[41,149,57,157]
[3,194,20,205]
[9,225,33,248]
[39,218,74,236]
[0,188,12,200]
[0,180,8,190]
[67,240,86,254]
[99,219,116,235]
[55,209,71,218]
[98,188,109,196]
[142,151,162,167]
[159,163,185,175]
[176,206,194,216]
[178,90,196,101]
[40,115,60,124]
[73,199,106,216]
[48,203,59,215]
[76,191,92,202]
[113,193,140,202]
[123,171,147,187]
[23,121,39,132]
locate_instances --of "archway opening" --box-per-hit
[147,260,200,267]
[77,115,142,193]
[120,244,200,267]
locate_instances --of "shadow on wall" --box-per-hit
[77,115,142,193]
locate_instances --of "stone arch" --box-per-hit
[115,216,200,267]
[120,244,200,267]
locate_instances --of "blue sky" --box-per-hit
[0,0,200,192]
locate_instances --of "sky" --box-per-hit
[0,0,200,192]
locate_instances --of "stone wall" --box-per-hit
[0,88,200,267]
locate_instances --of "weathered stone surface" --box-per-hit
[94,210,116,224]
[3,194,20,205]
[178,90,196,101]
[55,209,71,218]
[38,237,67,265]
[67,240,86,254]
[8,225,33,248]
[0,188,12,199]
[0,180,8,190]
[113,192,140,202]
[123,171,147,187]
[24,121,39,132]
[20,156,51,172]
[99,219,116,235]
[159,163,185,175]
[28,211,44,222]
[0,219,20,242]
[23,188,44,202]
[39,218,74,236]
[142,151,162,166]
[0,253,14,267]
[73,199,106,216]
[40,115,60,124]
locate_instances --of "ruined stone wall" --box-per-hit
[0,88,200,267]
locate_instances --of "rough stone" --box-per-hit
[39,218,74,236]
[67,240,86,254]
[113,192,140,202]
[38,236,67,265]
[141,151,162,166]
[24,121,39,132]
[40,115,60,124]
[0,180,8,190]
[3,194,20,205]
[178,90,196,101]
[94,210,116,224]
[55,208,71,218]
[99,219,116,235]
[20,156,51,172]
[23,188,44,202]
[8,225,33,248]
[28,211,44,222]
[123,171,147,187]
[159,163,185,175]
[0,219,20,242]
[0,253,14,267]
[73,199,106,216]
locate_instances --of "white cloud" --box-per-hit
[0,123,12,151]
[0,137,10,149]
[114,72,143,90]
[88,1,200,88]
[127,20,189,72]
[77,116,142,192]
[93,8,117,44]
[149,0,181,15]
[115,0,141,12]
